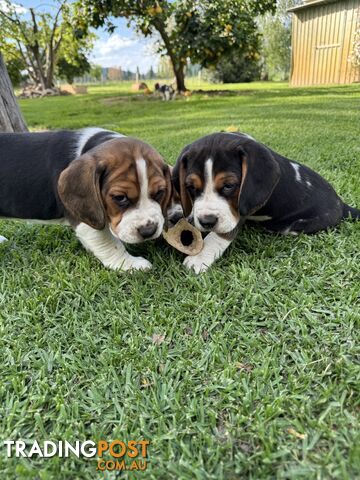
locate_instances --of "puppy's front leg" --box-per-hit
[183,232,232,274]
[75,223,152,271]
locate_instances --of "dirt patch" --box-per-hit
[100,89,254,106]
[100,95,159,106]
[192,89,255,96]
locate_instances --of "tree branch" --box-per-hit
[15,39,39,83]
[29,7,46,87]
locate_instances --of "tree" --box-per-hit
[77,0,276,91]
[0,41,28,87]
[147,65,156,79]
[89,64,102,81]
[57,53,91,84]
[157,56,173,79]
[259,0,301,81]
[205,51,261,83]
[0,52,28,132]
[0,0,94,90]
[2,54,28,87]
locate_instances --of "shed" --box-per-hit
[289,0,360,85]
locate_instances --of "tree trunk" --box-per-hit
[45,45,56,89]
[173,63,186,92]
[152,18,187,92]
[0,53,28,132]
[44,74,54,89]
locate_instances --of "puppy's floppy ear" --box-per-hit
[172,150,192,217]
[58,153,106,230]
[238,141,280,217]
[161,164,173,229]
[162,164,173,214]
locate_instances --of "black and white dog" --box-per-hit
[173,132,359,273]
[154,82,176,101]
[0,128,172,271]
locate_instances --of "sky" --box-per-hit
[3,1,161,73]
[89,20,160,73]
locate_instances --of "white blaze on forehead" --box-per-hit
[203,158,215,198]
[136,158,149,202]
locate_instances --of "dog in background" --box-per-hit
[173,132,360,273]
[154,82,176,101]
[0,128,172,271]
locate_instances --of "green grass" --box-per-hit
[0,81,359,479]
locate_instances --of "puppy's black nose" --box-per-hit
[198,214,218,229]
[138,223,157,239]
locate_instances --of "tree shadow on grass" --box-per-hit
[192,84,360,99]
[98,84,360,109]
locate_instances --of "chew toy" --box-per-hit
[163,218,203,255]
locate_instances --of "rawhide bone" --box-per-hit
[163,218,203,256]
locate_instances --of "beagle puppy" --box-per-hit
[0,128,172,271]
[154,82,176,101]
[173,132,359,273]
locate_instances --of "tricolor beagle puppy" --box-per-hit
[154,82,176,101]
[0,128,172,271]
[173,132,359,273]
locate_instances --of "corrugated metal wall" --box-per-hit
[291,0,360,85]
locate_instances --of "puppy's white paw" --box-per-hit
[183,254,210,274]
[0,235,8,243]
[120,256,152,272]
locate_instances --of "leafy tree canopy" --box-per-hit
[57,53,91,84]
[0,0,95,89]
[76,0,276,90]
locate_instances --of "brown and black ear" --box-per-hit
[57,153,106,230]
[238,141,280,217]
[161,163,173,219]
[172,150,192,217]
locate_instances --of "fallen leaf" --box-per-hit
[152,333,166,345]
[235,363,253,372]
[216,412,230,443]
[202,330,209,341]
[140,378,154,389]
[157,363,165,373]
[239,442,253,454]
[225,125,239,132]
[287,428,306,439]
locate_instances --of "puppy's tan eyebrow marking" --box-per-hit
[214,173,239,190]
[186,174,203,190]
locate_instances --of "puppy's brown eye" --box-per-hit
[186,184,197,197]
[221,184,237,196]
[153,189,165,202]
[112,194,130,207]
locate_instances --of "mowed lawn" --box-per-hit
[0,81,359,479]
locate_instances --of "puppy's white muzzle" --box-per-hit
[115,202,164,244]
